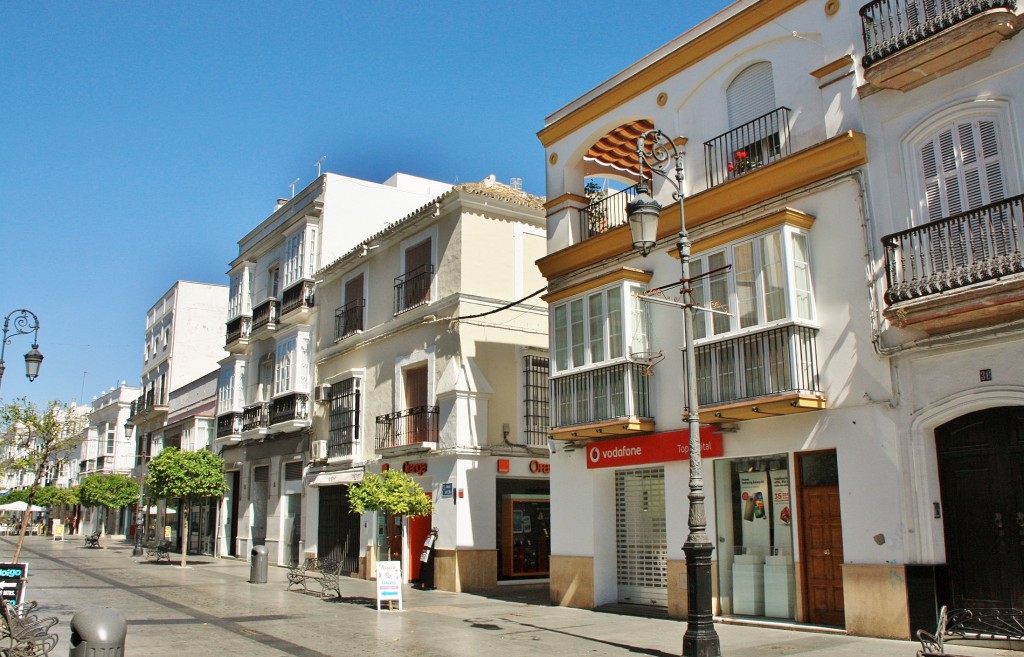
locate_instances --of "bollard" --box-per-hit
[69,607,127,657]
[250,545,268,584]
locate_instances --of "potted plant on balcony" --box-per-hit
[728,150,759,175]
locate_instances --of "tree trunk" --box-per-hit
[180,502,188,568]
[12,476,43,563]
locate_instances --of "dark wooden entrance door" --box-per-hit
[798,451,845,627]
[936,407,1024,609]
[318,485,361,573]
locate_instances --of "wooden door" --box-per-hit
[937,408,1024,609]
[798,451,845,627]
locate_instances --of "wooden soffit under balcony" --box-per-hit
[882,273,1024,339]
[861,9,1021,94]
[550,417,656,441]
[537,131,866,281]
[702,392,828,423]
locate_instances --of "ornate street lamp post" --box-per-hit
[627,129,721,657]
[0,309,44,393]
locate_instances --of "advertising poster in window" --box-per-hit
[738,471,770,552]
[770,469,792,554]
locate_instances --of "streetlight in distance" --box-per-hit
[0,309,44,392]
[627,129,720,657]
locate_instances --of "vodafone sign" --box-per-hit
[585,427,724,469]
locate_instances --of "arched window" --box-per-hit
[919,118,1005,222]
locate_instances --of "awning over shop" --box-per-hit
[307,469,364,487]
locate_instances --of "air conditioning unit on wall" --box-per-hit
[313,384,331,403]
[310,440,328,461]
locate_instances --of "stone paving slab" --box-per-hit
[2,535,1015,657]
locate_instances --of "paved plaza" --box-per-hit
[3,534,1014,657]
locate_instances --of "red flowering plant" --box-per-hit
[727,150,759,174]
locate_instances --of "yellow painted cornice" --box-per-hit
[542,267,654,303]
[537,0,808,148]
[537,131,866,281]
[544,192,589,211]
[689,208,816,256]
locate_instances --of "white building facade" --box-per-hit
[215,172,452,565]
[308,177,550,591]
[534,0,1024,639]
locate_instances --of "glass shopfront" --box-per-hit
[714,453,795,618]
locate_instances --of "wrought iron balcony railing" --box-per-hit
[270,392,310,426]
[394,264,433,315]
[280,279,315,317]
[550,361,651,430]
[225,315,252,347]
[704,107,791,189]
[241,402,270,432]
[376,406,440,451]
[335,298,365,340]
[252,298,279,332]
[882,194,1024,304]
[579,182,645,239]
[695,323,820,406]
[860,0,1015,66]
[216,412,242,439]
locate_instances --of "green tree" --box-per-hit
[145,448,227,567]
[1,489,29,504]
[348,470,432,562]
[78,473,140,546]
[0,398,86,562]
[33,485,79,508]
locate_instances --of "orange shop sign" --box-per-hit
[585,427,723,469]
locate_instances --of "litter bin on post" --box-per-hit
[250,545,268,584]
[69,607,127,656]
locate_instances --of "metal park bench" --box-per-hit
[146,540,172,562]
[917,606,1024,656]
[286,558,343,598]
[1,600,59,656]
[83,533,100,549]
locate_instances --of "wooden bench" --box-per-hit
[83,532,100,548]
[1,600,59,656]
[146,540,172,562]
[917,606,1024,656]
[286,558,343,598]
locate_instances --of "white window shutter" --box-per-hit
[727,62,776,128]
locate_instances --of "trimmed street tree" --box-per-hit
[145,447,227,568]
[348,470,432,575]
[78,473,140,546]
[0,398,86,562]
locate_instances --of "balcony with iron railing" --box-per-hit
[694,323,826,422]
[225,315,252,352]
[280,279,315,323]
[704,107,791,190]
[881,194,1024,335]
[251,298,279,337]
[241,402,270,436]
[376,406,440,451]
[269,392,310,430]
[549,361,654,440]
[335,298,365,341]
[394,264,433,315]
[860,0,1020,91]
[579,182,645,239]
[216,412,242,441]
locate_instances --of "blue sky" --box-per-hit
[1,1,733,407]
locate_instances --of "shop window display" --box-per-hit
[714,455,795,618]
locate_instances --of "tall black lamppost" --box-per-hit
[0,309,44,393]
[627,129,720,657]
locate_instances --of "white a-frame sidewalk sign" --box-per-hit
[376,561,403,611]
